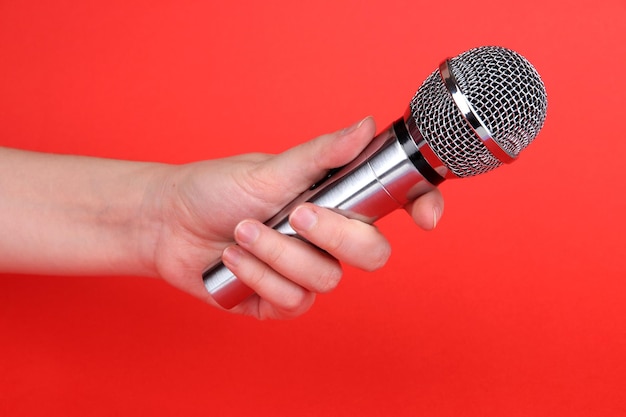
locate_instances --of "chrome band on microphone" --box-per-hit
[393,118,445,186]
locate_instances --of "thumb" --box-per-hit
[259,116,377,200]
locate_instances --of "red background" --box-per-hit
[1,1,625,416]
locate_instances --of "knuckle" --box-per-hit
[363,243,392,272]
[277,291,308,314]
[315,264,343,293]
[263,239,287,266]
[325,227,349,254]
[241,263,272,290]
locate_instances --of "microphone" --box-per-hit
[203,46,548,309]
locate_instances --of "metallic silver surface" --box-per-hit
[439,59,515,164]
[203,120,437,309]
[447,47,548,160]
[203,46,548,309]
[410,46,547,178]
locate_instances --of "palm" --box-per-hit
[143,118,442,318]
[151,153,313,304]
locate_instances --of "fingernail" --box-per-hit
[433,206,442,229]
[290,205,318,231]
[222,245,244,267]
[235,220,260,245]
[340,116,370,136]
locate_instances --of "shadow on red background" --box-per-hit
[1,1,625,416]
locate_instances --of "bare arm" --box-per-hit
[0,147,163,277]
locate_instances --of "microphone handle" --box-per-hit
[202,118,443,309]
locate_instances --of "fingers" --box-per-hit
[226,218,344,294]
[220,218,339,318]
[221,188,445,319]
[221,243,318,319]
[220,203,391,318]
[289,204,391,272]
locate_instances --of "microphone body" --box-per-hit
[203,116,444,308]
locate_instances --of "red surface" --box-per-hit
[1,1,625,416]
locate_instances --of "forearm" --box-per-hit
[0,147,165,277]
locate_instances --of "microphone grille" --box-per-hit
[409,46,548,178]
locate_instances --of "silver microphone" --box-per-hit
[203,46,548,309]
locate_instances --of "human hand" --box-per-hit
[143,117,444,319]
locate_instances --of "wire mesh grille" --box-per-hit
[410,46,548,177]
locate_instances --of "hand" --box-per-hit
[145,117,444,319]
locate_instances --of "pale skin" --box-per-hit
[0,117,444,319]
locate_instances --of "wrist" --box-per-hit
[0,148,171,277]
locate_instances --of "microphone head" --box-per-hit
[408,46,548,178]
